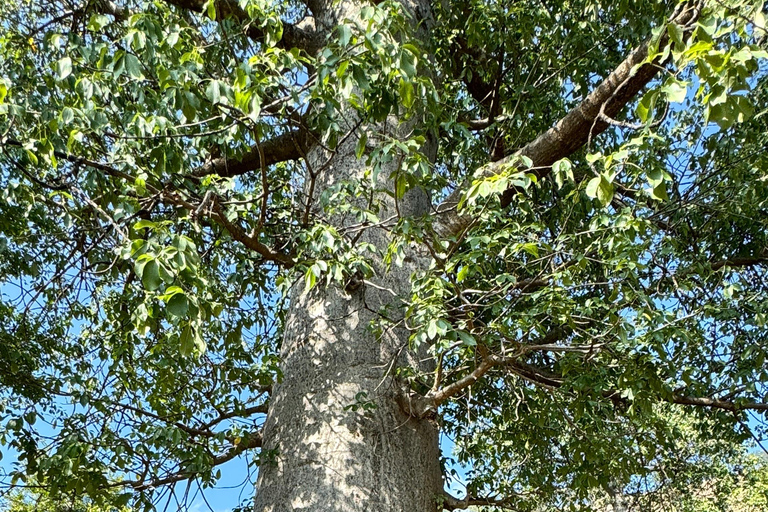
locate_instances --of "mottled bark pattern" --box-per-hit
[253,1,443,510]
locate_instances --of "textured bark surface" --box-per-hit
[253,1,444,510]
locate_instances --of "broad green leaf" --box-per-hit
[586,175,614,207]
[338,25,351,46]
[661,81,687,103]
[166,292,189,317]
[399,78,414,109]
[125,53,143,79]
[141,259,162,291]
[55,57,72,80]
[61,107,74,124]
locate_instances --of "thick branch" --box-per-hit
[192,130,308,178]
[430,356,497,405]
[94,0,129,20]
[435,2,702,238]
[671,395,768,412]
[710,255,768,271]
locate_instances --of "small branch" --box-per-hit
[210,195,295,267]
[442,490,518,511]
[201,402,269,430]
[461,115,509,131]
[671,395,768,412]
[2,138,147,190]
[73,187,130,242]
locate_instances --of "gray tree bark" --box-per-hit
[253,1,444,510]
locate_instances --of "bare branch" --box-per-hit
[671,395,768,412]
[2,138,145,188]
[442,490,519,511]
[210,195,295,267]
[430,355,497,405]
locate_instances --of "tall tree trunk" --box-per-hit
[253,1,443,510]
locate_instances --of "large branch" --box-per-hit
[161,0,323,54]
[192,130,308,178]
[434,1,703,238]
[710,255,768,271]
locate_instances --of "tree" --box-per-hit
[1,485,132,512]
[0,0,767,510]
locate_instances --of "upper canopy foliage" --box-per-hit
[0,0,767,510]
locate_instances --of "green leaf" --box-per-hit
[125,53,143,79]
[395,173,408,199]
[552,158,573,189]
[304,266,317,292]
[355,131,367,159]
[636,90,658,123]
[87,14,110,31]
[141,259,162,291]
[458,331,476,347]
[586,175,614,207]
[661,81,687,103]
[337,60,349,78]
[647,167,664,187]
[61,107,74,124]
[133,219,156,231]
[667,22,683,47]
[651,183,669,201]
[585,176,601,199]
[338,25,351,46]
[585,152,602,164]
[112,51,126,76]
[115,493,133,507]
[521,243,539,258]
[206,0,216,20]
[427,319,438,339]
[55,57,72,80]
[166,292,189,317]
[400,50,417,78]
[206,80,222,103]
[399,78,414,109]
[180,324,195,356]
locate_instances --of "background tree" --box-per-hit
[1,485,132,512]
[0,0,767,511]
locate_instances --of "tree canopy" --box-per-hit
[1,0,767,510]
